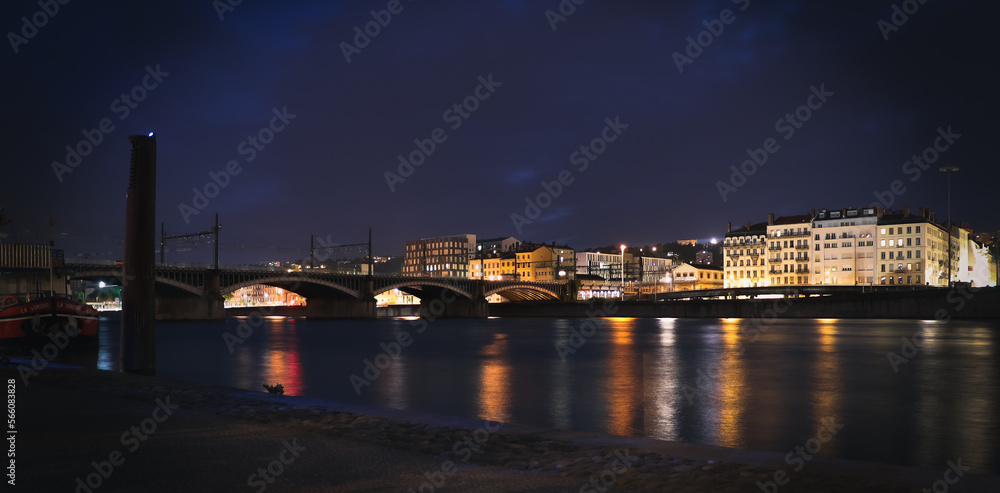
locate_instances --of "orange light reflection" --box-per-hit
[715,318,746,447]
[812,319,840,453]
[478,333,511,422]
[261,318,304,396]
[606,318,640,436]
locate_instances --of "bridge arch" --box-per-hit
[221,276,361,299]
[485,283,562,301]
[375,280,475,301]
[155,277,204,297]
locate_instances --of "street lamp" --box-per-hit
[651,246,658,297]
[620,244,626,299]
[939,166,959,286]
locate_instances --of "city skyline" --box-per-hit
[3,1,998,266]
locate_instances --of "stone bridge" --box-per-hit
[65,263,567,320]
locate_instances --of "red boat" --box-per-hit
[0,295,99,343]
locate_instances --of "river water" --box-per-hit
[38,315,1000,474]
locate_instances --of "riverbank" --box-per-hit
[7,365,997,492]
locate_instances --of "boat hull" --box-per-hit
[0,297,99,344]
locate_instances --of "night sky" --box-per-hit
[2,0,997,265]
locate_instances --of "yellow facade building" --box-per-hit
[672,263,724,290]
[468,253,516,280]
[514,244,575,282]
[723,222,768,288]
[765,214,813,286]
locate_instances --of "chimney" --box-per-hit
[746,221,751,230]
[810,208,816,217]
[903,206,910,217]
[875,205,883,219]
[768,213,774,225]
[727,222,731,233]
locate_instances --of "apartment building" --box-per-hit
[812,207,878,285]
[875,208,948,286]
[726,206,995,288]
[476,237,520,256]
[765,213,813,286]
[576,251,622,279]
[402,234,476,278]
[723,221,768,288]
[514,243,576,281]
[468,252,516,280]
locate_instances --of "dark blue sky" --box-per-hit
[2,0,996,264]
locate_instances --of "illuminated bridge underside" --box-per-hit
[220,273,362,299]
[486,285,561,302]
[65,265,566,302]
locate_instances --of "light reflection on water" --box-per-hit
[61,315,1000,474]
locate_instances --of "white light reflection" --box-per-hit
[377,331,409,410]
[643,318,680,441]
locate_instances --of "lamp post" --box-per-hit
[620,244,626,300]
[939,166,959,286]
[651,246,657,298]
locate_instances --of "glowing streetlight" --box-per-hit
[620,244,626,299]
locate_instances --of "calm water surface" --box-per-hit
[40,316,1000,474]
